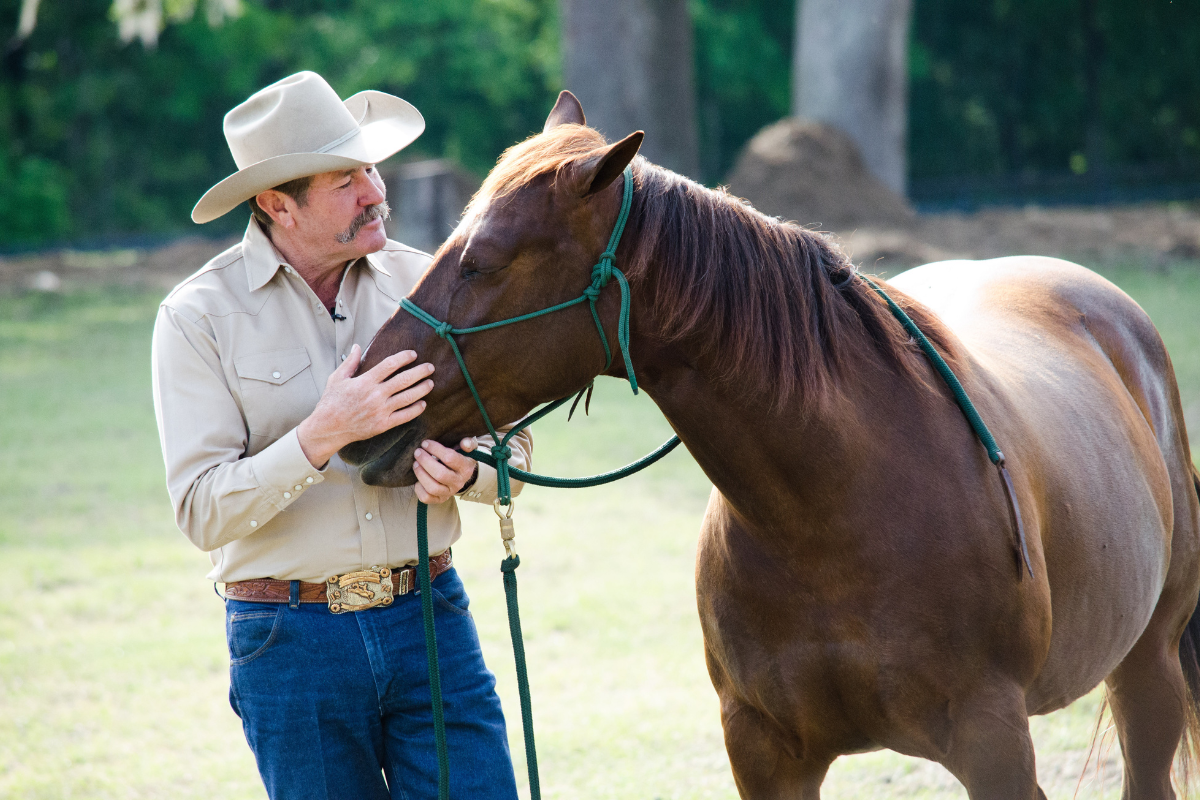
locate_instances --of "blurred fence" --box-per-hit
[383,160,481,255]
[911,163,1200,213]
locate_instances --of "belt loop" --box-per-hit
[288,580,300,609]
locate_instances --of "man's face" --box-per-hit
[286,165,390,261]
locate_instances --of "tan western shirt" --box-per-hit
[151,219,530,584]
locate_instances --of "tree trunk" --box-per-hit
[560,0,700,179]
[793,0,912,196]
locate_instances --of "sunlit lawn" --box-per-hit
[1,260,1197,799]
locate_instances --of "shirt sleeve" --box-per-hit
[460,423,533,504]
[151,305,326,552]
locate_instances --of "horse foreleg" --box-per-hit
[721,697,832,800]
[939,681,1046,800]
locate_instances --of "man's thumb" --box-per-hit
[339,343,362,375]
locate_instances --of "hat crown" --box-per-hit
[224,71,361,169]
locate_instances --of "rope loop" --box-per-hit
[500,555,521,573]
[434,322,453,339]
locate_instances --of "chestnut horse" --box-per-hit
[341,92,1200,799]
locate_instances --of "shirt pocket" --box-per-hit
[234,347,321,447]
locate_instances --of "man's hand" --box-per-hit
[413,438,479,504]
[298,344,434,468]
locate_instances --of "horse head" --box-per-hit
[339,91,644,486]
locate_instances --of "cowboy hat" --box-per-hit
[191,71,425,223]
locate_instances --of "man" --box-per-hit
[151,71,529,799]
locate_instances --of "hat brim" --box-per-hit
[191,90,425,224]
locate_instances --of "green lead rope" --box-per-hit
[862,276,1033,578]
[416,501,450,800]
[500,554,539,799]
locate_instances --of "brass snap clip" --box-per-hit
[494,498,517,559]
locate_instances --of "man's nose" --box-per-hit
[360,170,386,206]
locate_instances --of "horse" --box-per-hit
[340,91,1200,799]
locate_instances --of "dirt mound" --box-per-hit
[725,118,915,231]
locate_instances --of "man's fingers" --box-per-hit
[386,379,434,414]
[413,462,451,504]
[389,399,427,427]
[414,446,457,485]
[381,362,435,395]
[365,349,419,382]
[459,438,476,453]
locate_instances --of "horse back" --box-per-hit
[893,256,1200,712]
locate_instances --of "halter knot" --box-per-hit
[491,444,512,461]
[591,260,613,288]
[434,322,453,339]
[581,285,602,302]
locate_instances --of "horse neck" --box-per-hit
[629,324,914,536]
[616,185,953,538]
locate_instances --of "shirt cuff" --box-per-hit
[458,461,525,503]
[249,428,327,510]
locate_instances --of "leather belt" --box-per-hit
[224,551,453,613]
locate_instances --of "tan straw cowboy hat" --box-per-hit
[191,71,425,223]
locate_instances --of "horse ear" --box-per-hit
[568,131,644,197]
[544,90,586,131]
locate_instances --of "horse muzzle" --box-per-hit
[339,420,425,487]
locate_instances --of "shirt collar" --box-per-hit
[242,217,393,292]
[243,217,289,292]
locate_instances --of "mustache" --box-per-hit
[336,201,391,244]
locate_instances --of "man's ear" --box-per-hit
[563,131,644,197]
[256,189,295,229]
[544,90,586,131]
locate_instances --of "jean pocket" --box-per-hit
[227,606,283,665]
[432,586,472,618]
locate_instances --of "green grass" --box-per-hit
[1,262,1198,798]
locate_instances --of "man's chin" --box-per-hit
[343,225,388,257]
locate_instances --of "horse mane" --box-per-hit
[474,125,959,408]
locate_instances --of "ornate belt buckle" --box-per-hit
[327,567,393,614]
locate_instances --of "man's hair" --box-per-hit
[248,175,315,228]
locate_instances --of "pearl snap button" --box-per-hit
[272,371,281,379]
[306,477,314,484]
[294,485,302,491]
[249,520,258,528]
[283,492,291,499]
[365,512,373,521]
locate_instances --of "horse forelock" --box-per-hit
[466,124,609,216]
[623,162,958,409]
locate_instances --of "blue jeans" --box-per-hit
[225,567,518,800]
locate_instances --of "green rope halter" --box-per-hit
[400,165,642,505]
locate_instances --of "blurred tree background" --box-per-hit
[1,0,1197,248]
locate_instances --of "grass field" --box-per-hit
[1,261,1198,799]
